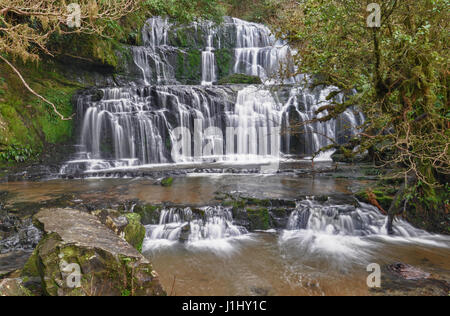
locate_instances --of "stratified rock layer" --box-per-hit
[26,208,165,296]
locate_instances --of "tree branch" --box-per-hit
[0,55,73,121]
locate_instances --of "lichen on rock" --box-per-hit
[26,208,165,296]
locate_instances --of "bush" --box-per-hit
[218,74,262,85]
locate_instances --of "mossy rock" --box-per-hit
[215,48,233,79]
[218,74,262,85]
[31,208,165,296]
[270,208,288,218]
[124,213,146,253]
[245,198,271,207]
[161,177,174,187]
[134,205,161,226]
[246,208,270,231]
[175,50,202,84]
[356,188,395,210]
[21,249,40,278]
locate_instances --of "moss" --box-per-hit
[124,213,146,253]
[134,205,161,225]
[0,61,84,163]
[218,74,262,85]
[173,28,200,49]
[356,188,395,210]
[223,199,246,209]
[161,177,174,187]
[246,208,270,231]
[21,249,40,278]
[215,48,233,79]
[176,50,202,84]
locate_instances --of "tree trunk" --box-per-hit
[387,175,416,235]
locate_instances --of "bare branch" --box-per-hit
[0,54,73,120]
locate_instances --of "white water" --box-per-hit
[231,17,295,83]
[144,206,249,254]
[281,200,450,263]
[141,199,450,265]
[61,17,363,174]
[201,23,217,86]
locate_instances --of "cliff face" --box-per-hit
[0,56,117,168]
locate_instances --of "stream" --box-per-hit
[0,16,448,296]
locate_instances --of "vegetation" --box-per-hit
[0,0,447,232]
[272,0,449,231]
[218,73,262,85]
[0,0,227,163]
[220,0,280,23]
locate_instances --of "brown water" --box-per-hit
[1,174,448,296]
[145,232,450,296]
[0,174,367,205]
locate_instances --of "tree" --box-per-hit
[273,0,449,228]
[0,0,225,119]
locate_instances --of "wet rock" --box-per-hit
[387,263,431,280]
[0,217,42,254]
[93,209,125,232]
[370,263,449,296]
[269,208,291,229]
[134,205,161,226]
[123,213,146,253]
[161,177,174,187]
[0,251,33,277]
[83,210,147,253]
[179,223,191,243]
[28,208,165,296]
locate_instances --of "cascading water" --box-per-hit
[231,17,295,83]
[201,23,217,86]
[143,206,248,252]
[131,17,178,85]
[62,16,364,174]
[281,200,449,262]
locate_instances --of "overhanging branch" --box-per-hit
[0,55,73,121]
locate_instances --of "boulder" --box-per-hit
[161,177,174,187]
[371,263,449,296]
[123,213,146,253]
[93,210,146,252]
[26,208,165,296]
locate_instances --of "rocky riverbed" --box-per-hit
[0,165,448,296]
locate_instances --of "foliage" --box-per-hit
[0,144,35,162]
[0,0,227,162]
[0,61,82,163]
[220,0,280,23]
[274,0,449,221]
[218,73,262,85]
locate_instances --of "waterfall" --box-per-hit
[232,17,295,83]
[286,199,431,237]
[143,206,248,251]
[226,86,281,160]
[201,23,217,86]
[61,16,364,174]
[280,199,450,261]
[131,17,177,85]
